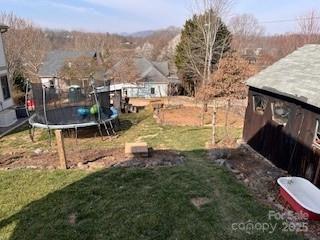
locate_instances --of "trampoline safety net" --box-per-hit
[29,79,112,128]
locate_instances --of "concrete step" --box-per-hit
[0,108,17,127]
[125,142,149,157]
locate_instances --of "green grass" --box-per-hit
[0,110,304,240]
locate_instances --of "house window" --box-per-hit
[1,75,10,100]
[272,101,290,125]
[150,87,155,95]
[313,120,320,147]
[253,95,267,114]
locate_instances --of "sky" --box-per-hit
[0,0,319,34]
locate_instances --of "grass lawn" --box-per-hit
[0,110,304,240]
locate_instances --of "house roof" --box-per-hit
[39,50,96,77]
[108,57,171,83]
[247,44,320,109]
[134,57,169,83]
[152,61,170,76]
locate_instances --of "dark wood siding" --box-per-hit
[243,87,320,187]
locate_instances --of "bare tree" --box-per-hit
[229,14,265,51]
[21,27,51,81]
[297,10,320,44]
[59,55,104,81]
[0,12,50,82]
[72,31,122,52]
[106,49,140,83]
[137,27,181,60]
[135,42,154,59]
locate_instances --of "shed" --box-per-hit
[243,44,320,186]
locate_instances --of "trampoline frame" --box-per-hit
[28,113,118,130]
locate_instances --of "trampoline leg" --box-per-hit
[109,121,116,135]
[103,121,110,136]
[97,124,104,140]
[29,126,35,142]
[48,128,52,146]
[67,129,71,138]
[116,118,121,128]
[75,127,78,144]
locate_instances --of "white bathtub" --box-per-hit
[277,177,320,220]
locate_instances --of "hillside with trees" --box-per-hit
[1,6,320,104]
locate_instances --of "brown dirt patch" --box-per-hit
[0,151,59,170]
[68,213,77,225]
[114,150,184,168]
[157,106,244,128]
[0,148,184,170]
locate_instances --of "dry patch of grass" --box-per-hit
[191,197,212,209]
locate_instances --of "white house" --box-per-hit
[0,25,17,127]
[109,57,180,98]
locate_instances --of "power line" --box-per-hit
[259,16,320,24]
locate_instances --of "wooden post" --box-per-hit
[211,100,217,146]
[55,130,67,169]
[225,99,231,137]
[200,102,206,126]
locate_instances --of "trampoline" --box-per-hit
[27,78,119,141]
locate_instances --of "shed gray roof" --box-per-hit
[247,44,320,108]
[39,50,96,77]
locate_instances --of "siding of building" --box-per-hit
[114,83,168,98]
[0,33,6,67]
[243,87,320,187]
[0,30,14,111]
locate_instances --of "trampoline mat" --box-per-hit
[33,106,112,125]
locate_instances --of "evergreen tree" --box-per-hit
[175,11,231,96]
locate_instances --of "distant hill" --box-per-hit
[121,26,180,38]
[128,30,155,38]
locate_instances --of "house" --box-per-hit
[0,25,17,127]
[109,57,180,98]
[243,44,320,187]
[38,50,97,88]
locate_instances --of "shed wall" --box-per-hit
[243,87,320,186]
